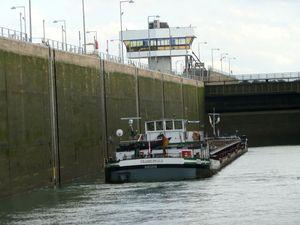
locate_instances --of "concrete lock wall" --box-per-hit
[205,82,300,147]
[205,110,300,147]
[0,37,205,198]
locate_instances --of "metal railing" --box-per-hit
[98,52,151,70]
[33,38,84,54]
[2,26,300,85]
[0,26,231,82]
[206,71,300,85]
[0,26,28,42]
[233,72,300,82]
[209,67,231,76]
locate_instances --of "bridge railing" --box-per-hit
[206,72,300,85]
[234,72,300,82]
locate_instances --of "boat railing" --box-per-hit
[119,152,210,161]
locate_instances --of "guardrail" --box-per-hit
[33,38,84,54]
[209,67,231,76]
[206,72,300,85]
[0,26,212,81]
[0,27,28,42]
[2,26,300,85]
[98,52,150,70]
[234,72,300,82]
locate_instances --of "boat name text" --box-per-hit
[140,159,164,164]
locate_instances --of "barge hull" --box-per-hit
[106,165,211,183]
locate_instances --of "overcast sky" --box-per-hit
[1,0,300,74]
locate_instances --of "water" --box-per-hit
[1,146,300,225]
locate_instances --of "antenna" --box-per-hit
[120,117,142,139]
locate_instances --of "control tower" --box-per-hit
[121,20,196,73]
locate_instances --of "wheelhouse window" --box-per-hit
[174,121,183,130]
[156,121,163,131]
[173,38,182,45]
[146,122,155,131]
[125,37,192,52]
[157,38,170,46]
[150,40,157,46]
[166,120,173,130]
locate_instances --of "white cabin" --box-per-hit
[145,119,203,143]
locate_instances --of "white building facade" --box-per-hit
[121,21,196,73]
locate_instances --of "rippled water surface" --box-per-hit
[1,146,300,225]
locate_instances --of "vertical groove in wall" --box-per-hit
[48,48,61,187]
[181,78,184,118]
[195,81,199,118]
[161,74,165,119]
[3,51,12,194]
[135,68,141,133]
[100,59,108,160]
[53,50,62,186]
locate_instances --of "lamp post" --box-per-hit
[211,48,220,70]
[28,0,32,42]
[168,26,172,72]
[147,15,160,69]
[82,0,87,53]
[220,53,228,72]
[53,20,67,48]
[11,6,26,40]
[42,20,46,42]
[120,0,134,64]
[228,57,236,75]
[78,31,82,52]
[198,41,207,62]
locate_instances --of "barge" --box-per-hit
[105,116,248,183]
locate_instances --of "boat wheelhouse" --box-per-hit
[144,119,204,143]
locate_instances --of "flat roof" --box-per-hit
[122,27,196,41]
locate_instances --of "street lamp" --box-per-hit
[198,41,207,62]
[220,53,228,72]
[11,6,27,40]
[228,57,237,75]
[147,15,160,69]
[82,0,87,53]
[211,48,220,70]
[120,0,135,63]
[168,26,173,72]
[28,0,32,42]
[42,20,46,42]
[53,20,67,47]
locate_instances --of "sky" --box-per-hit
[1,0,300,74]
